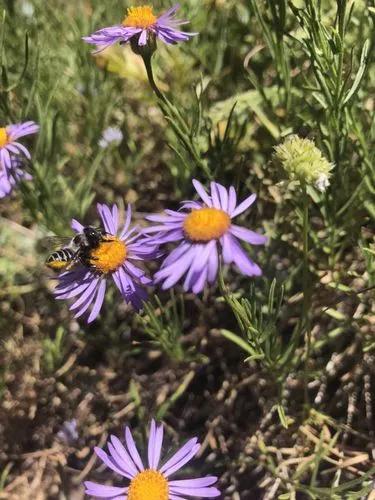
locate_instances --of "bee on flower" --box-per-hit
[0,121,39,198]
[84,419,220,499]
[83,4,197,54]
[51,204,156,323]
[143,180,267,294]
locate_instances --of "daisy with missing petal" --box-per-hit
[144,180,267,294]
[85,419,220,499]
[83,4,197,53]
[53,204,155,323]
[0,121,39,171]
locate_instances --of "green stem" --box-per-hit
[302,183,311,412]
[142,53,167,104]
[142,54,212,179]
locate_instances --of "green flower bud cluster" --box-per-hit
[274,135,334,191]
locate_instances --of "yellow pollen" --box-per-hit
[128,469,169,500]
[123,6,157,29]
[183,207,231,242]
[0,127,9,148]
[89,236,127,274]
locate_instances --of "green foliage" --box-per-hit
[41,326,67,373]
[137,291,190,362]
[220,278,296,381]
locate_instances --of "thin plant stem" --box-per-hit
[142,53,212,179]
[142,53,167,104]
[302,183,312,412]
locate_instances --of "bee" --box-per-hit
[45,226,107,272]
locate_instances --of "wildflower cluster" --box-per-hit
[53,179,266,323]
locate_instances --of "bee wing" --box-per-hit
[39,236,74,251]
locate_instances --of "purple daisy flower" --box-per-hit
[84,419,220,499]
[83,4,197,53]
[0,158,32,198]
[144,180,267,294]
[0,121,39,171]
[53,203,155,323]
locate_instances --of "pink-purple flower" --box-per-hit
[144,180,267,294]
[0,121,38,197]
[0,158,32,198]
[53,204,155,323]
[84,419,220,499]
[83,4,197,53]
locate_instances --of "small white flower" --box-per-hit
[99,127,123,149]
[315,173,330,192]
[20,1,34,18]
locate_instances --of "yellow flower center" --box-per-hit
[128,469,169,500]
[89,236,127,274]
[123,6,157,29]
[183,207,231,242]
[0,127,9,148]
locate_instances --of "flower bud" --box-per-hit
[129,32,157,58]
[274,135,334,191]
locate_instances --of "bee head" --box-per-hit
[83,226,103,247]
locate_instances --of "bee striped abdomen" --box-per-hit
[46,248,75,270]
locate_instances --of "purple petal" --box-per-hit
[7,121,39,140]
[231,193,257,218]
[125,427,144,472]
[97,203,116,234]
[71,218,84,232]
[162,443,200,478]
[228,234,262,276]
[153,423,164,469]
[170,483,220,497]
[87,279,106,323]
[111,204,119,233]
[182,242,214,292]
[192,179,212,207]
[70,278,100,311]
[148,420,164,469]
[162,241,191,267]
[94,447,129,479]
[156,245,196,289]
[0,148,12,170]
[229,225,267,245]
[158,3,180,21]
[169,477,218,488]
[160,438,198,476]
[110,436,138,477]
[207,245,219,283]
[210,182,221,209]
[120,204,132,239]
[221,233,233,264]
[73,288,98,319]
[138,29,147,45]
[227,186,237,215]
[11,142,31,159]
[216,183,229,212]
[84,481,127,498]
